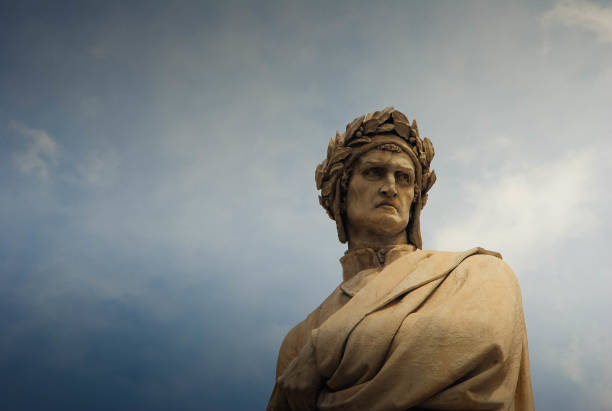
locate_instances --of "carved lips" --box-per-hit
[375,201,399,213]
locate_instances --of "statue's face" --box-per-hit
[345,149,416,239]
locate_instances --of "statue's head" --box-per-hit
[315,107,436,249]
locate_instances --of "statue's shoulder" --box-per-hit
[417,247,518,287]
[444,248,521,293]
[417,249,524,327]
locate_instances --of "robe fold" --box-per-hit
[268,246,534,411]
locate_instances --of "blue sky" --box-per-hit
[1,1,612,410]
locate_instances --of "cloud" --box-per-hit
[549,329,612,410]
[543,0,612,44]
[9,121,120,188]
[10,122,59,180]
[76,149,119,187]
[431,146,600,267]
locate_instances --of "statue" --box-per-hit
[267,107,534,410]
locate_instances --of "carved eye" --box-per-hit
[363,167,384,178]
[396,173,413,185]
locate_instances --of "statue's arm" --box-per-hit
[268,307,321,411]
[268,286,349,410]
[417,255,534,410]
[267,319,309,411]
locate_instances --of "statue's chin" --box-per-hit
[346,209,409,243]
[366,213,409,238]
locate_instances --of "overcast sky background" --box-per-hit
[1,1,611,410]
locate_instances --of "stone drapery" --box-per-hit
[268,246,534,411]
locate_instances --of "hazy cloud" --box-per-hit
[76,149,119,187]
[543,0,612,44]
[553,329,612,410]
[10,122,59,180]
[432,147,599,267]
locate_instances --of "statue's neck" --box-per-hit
[347,229,408,251]
[340,243,416,281]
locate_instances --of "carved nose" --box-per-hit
[380,177,398,197]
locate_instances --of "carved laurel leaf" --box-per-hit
[328,162,344,175]
[421,173,430,192]
[336,130,344,145]
[321,181,333,197]
[425,170,437,192]
[415,135,423,154]
[423,137,435,162]
[421,173,428,191]
[411,119,419,137]
[394,121,411,139]
[391,110,409,124]
[344,133,359,145]
[419,152,427,167]
[364,117,381,134]
[315,163,325,189]
[329,146,351,165]
[346,137,372,147]
[345,115,364,140]
[376,106,394,123]
[327,136,337,158]
[376,123,395,133]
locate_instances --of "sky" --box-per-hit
[1,0,611,410]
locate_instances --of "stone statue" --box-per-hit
[267,107,534,411]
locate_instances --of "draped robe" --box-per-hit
[268,245,534,411]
